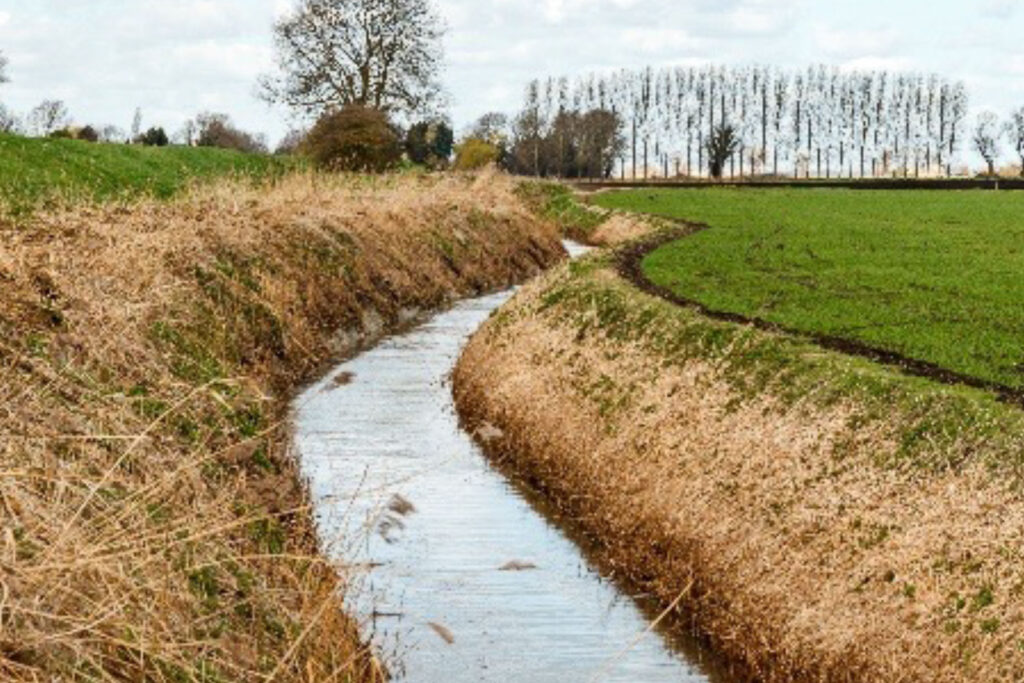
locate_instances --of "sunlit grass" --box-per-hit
[0,132,298,216]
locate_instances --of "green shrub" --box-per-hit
[405,120,454,169]
[77,125,99,143]
[139,127,169,147]
[302,105,402,172]
[453,138,500,171]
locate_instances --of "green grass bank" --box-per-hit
[0,132,296,216]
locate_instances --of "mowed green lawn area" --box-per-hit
[0,132,297,215]
[593,188,1024,390]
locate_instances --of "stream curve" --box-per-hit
[294,243,729,682]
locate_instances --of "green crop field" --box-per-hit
[0,132,297,216]
[593,187,1024,390]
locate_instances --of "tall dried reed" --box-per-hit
[0,169,562,681]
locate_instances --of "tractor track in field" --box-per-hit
[615,222,1024,409]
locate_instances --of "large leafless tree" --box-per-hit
[1005,107,1024,176]
[260,0,445,119]
[973,111,1001,176]
[0,51,14,133]
[28,100,70,136]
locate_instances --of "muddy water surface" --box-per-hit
[295,244,730,682]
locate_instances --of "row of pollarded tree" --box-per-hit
[512,66,981,180]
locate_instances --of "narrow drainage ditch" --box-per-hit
[295,242,734,682]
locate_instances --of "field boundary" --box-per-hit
[616,223,1024,408]
[573,177,1024,191]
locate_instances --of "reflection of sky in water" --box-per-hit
[294,244,724,682]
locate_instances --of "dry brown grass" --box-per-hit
[454,262,1024,683]
[0,169,562,681]
[587,212,654,247]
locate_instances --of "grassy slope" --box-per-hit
[593,188,1024,390]
[515,182,609,241]
[454,246,1024,682]
[0,132,296,215]
[1,173,563,681]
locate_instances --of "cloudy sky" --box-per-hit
[0,0,1021,157]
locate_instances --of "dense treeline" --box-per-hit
[512,65,971,179]
[506,107,625,178]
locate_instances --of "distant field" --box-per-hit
[0,132,297,215]
[593,188,1024,390]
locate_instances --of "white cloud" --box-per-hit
[981,0,1017,19]
[621,28,704,54]
[813,25,899,59]
[0,0,1020,150]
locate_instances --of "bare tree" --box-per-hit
[131,108,143,142]
[508,64,974,180]
[28,100,70,136]
[176,119,197,146]
[275,128,308,155]
[192,112,268,153]
[973,111,1001,176]
[1004,107,1024,176]
[0,105,20,133]
[260,0,444,119]
[0,50,8,87]
[100,125,126,143]
[469,112,509,147]
[707,123,739,179]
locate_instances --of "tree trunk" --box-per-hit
[698,132,704,178]
[632,119,637,180]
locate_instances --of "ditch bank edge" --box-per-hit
[1,173,566,682]
[452,252,1024,683]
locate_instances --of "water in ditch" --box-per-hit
[294,243,731,682]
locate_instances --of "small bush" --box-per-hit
[139,127,169,147]
[195,112,267,153]
[454,138,500,171]
[77,125,99,143]
[302,105,402,172]
[405,120,454,169]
